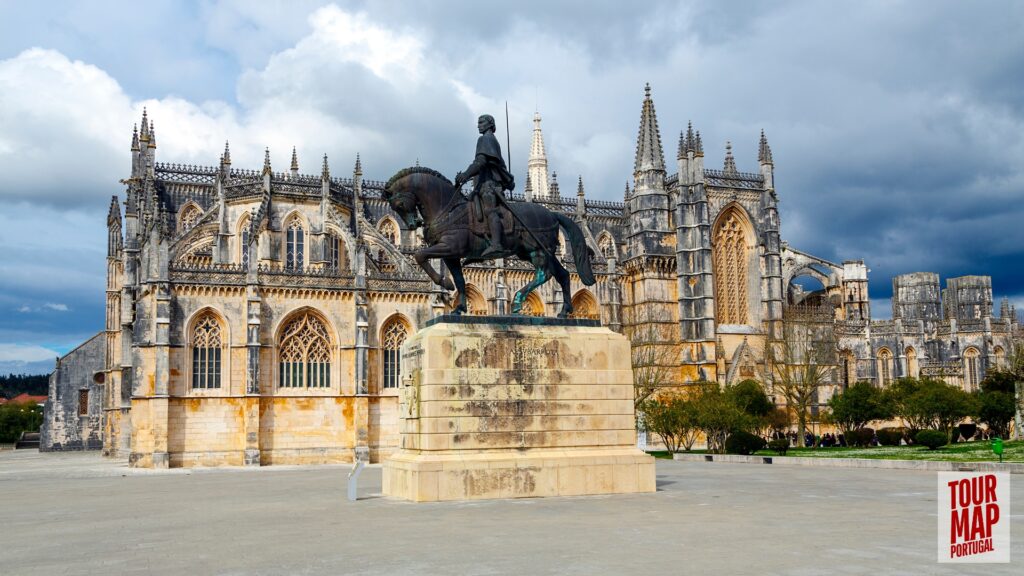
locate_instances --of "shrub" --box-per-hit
[768,438,789,455]
[876,428,904,446]
[957,423,978,442]
[725,430,767,455]
[846,427,875,447]
[915,429,948,450]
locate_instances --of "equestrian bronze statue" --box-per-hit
[382,116,595,317]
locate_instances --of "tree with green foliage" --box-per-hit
[691,382,755,454]
[727,379,773,419]
[974,369,1017,439]
[0,402,43,443]
[885,377,977,441]
[826,381,890,435]
[639,392,700,453]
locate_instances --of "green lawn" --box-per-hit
[750,440,1022,462]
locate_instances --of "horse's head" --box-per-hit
[382,173,423,231]
[383,167,456,231]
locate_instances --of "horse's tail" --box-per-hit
[554,213,596,286]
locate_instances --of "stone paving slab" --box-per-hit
[0,449,1021,575]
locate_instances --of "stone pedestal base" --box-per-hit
[382,317,655,502]
[384,448,654,501]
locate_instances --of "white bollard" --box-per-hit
[347,446,369,501]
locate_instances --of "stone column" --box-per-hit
[243,286,262,466]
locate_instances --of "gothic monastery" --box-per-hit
[41,85,1020,465]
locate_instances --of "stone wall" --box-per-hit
[41,332,106,451]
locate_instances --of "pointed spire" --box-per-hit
[550,172,560,197]
[633,83,665,173]
[723,141,737,174]
[131,124,140,151]
[322,154,330,179]
[139,108,150,140]
[677,131,685,160]
[147,121,156,149]
[527,111,550,198]
[221,141,231,166]
[695,131,704,157]
[577,175,585,197]
[354,153,362,176]
[524,174,533,195]
[1001,297,1011,319]
[758,129,773,165]
[262,147,271,176]
[624,181,631,200]
[290,146,299,172]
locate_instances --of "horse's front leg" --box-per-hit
[414,243,456,291]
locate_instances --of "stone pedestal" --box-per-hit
[382,315,655,502]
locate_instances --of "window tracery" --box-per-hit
[192,313,222,389]
[278,313,331,388]
[713,208,750,325]
[878,348,893,386]
[286,218,304,270]
[179,203,201,233]
[963,347,980,392]
[381,318,408,389]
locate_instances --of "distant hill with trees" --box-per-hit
[0,374,49,399]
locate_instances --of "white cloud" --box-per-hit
[43,303,69,312]
[0,343,60,363]
[15,305,31,313]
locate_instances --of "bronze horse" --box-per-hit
[382,167,596,317]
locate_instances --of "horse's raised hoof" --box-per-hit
[440,278,455,291]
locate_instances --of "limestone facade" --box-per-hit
[42,86,1020,465]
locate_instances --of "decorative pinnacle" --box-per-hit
[222,141,231,165]
[131,124,139,151]
[140,108,149,139]
[577,175,585,197]
[723,141,737,173]
[677,131,685,160]
[634,82,665,173]
[147,121,156,148]
[550,171,560,196]
[322,154,329,179]
[694,131,703,157]
[262,147,271,175]
[290,146,299,172]
[354,153,362,176]
[758,129,773,165]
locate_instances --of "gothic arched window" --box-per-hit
[877,348,893,386]
[905,347,918,379]
[238,215,251,268]
[381,317,409,389]
[994,346,1006,369]
[278,313,331,388]
[712,207,750,325]
[179,203,202,233]
[286,218,304,270]
[327,233,343,271]
[598,233,616,260]
[963,347,980,392]
[379,218,398,245]
[570,290,599,320]
[192,313,222,389]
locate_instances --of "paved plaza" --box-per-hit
[0,450,1020,575]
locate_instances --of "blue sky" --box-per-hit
[1,0,1023,373]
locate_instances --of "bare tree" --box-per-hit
[762,307,837,445]
[628,326,679,408]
